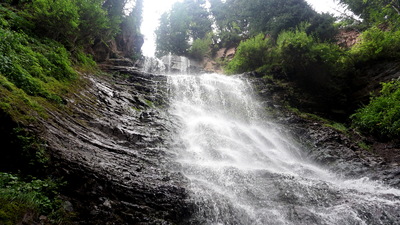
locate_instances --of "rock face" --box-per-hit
[244,72,400,188]
[91,20,144,62]
[42,65,192,224]
[160,55,204,74]
[21,64,399,223]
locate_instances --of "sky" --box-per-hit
[141,0,347,57]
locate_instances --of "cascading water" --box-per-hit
[167,73,400,224]
[142,56,166,73]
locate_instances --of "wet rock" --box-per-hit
[40,67,192,224]
[245,73,400,188]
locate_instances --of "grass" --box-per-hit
[357,141,372,151]
[287,106,349,133]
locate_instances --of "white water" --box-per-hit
[142,54,192,74]
[167,73,400,224]
[142,56,166,73]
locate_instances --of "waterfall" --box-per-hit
[167,73,400,224]
[142,56,166,73]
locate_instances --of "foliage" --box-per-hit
[208,0,337,45]
[156,0,338,58]
[338,0,400,25]
[188,33,213,60]
[349,26,400,62]
[0,172,66,224]
[352,80,400,139]
[155,0,212,57]
[226,34,277,74]
[75,0,115,47]
[2,0,142,53]
[227,24,343,76]
[0,27,75,102]
[22,0,80,46]
[277,25,343,77]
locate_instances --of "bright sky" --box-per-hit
[141,0,347,57]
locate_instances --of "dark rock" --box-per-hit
[38,68,192,224]
[245,73,400,188]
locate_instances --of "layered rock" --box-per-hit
[244,72,400,188]
[41,65,192,224]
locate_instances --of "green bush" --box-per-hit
[225,33,276,74]
[277,27,315,73]
[349,27,400,62]
[188,34,213,60]
[277,25,343,76]
[0,27,76,101]
[23,0,80,45]
[352,80,400,139]
[75,0,116,46]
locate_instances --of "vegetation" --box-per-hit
[338,0,400,25]
[1,0,144,223]
[352,80,400,139]
[156,0,338,59]
[155,0,212,57]
[0,172,70,225]
[225,34,276,74]
[188,33,213,60]
[349,27,400,62]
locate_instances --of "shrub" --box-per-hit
[352,80,400,139]
[188,34,213,60]
[225,33,276,74]
[23,0,80,45]
[0,27,76,101]
[349,27,400,62]
[277,25,343,77]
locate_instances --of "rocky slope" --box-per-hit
[7,62,398,224]
[244,72,400,188]
[39,64,192,224]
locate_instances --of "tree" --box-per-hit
[24,0,80,45]
[209,0,337,44]
[338,0,400,25]
[155,0,212,57]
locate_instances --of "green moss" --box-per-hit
[144,99,154,108]
[0,76,45,123]
[357,141,372,151]
[324,123,348,133]
[287,106,329,123]
[131,106,141,112]
[0,197,37,225]
[288,106,349,133]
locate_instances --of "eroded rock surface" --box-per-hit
[244,72,400,188]
[32,66,400,224]
[42,67,191,224]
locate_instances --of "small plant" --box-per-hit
[0,172,66,224]
[357,141,372,151]
[324,123,348,133]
